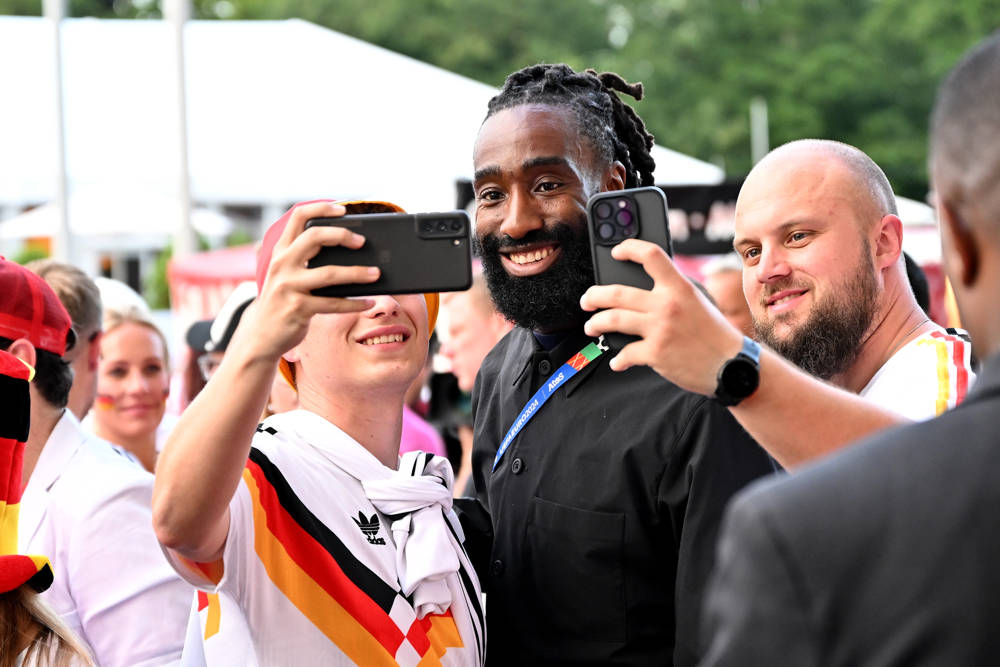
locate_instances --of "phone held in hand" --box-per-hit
[305,211,473,297]
[587,186,673,350]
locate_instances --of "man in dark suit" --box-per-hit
[699,31,1000,666]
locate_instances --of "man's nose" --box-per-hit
[367,295,402,318]
[498,189,544,240]
[755,245,791,284]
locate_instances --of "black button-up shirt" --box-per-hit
[470,327,776,666]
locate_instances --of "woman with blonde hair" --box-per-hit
[89,306,172,472]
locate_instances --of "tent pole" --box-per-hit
[165,0,196,261]
[43,0,73,266]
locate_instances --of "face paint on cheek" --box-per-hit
[95,394,116,410]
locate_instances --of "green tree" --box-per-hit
[4,0,998,196]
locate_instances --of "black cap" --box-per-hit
[185,281,256,354]
[185,320,213,353]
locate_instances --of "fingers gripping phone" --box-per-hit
[587,186,673,350]
[305,211,473,297]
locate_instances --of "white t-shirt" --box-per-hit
[168,410,485,666]
[861,327,976,421]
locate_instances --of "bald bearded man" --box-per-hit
[581,139,975,467]
[733,140,973,418]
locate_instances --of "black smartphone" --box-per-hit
[587,186,673,350]
[305,211,473,297]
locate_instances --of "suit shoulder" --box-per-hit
[732,397,998,531]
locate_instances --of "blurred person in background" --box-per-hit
[438,272,512,495]
[699,254,754,337]
[262,370,299,419]
[90,307,172,472]
[185,281,257,386]
[92,277,151,319]
[439,272,514,394]
[185,281,303,423]
[26,261,103,421]
[400,334,448,459]
[0,259,189,666]
[903,250,931,315]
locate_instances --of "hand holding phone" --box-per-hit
[305,211,473,297]
[587,186,672,350]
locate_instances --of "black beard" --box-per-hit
[755,253,879,381]
[474,220,594,332]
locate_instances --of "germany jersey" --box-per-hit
[168,410,484,666]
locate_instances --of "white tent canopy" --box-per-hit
[0,186,233,250]
[0,16,724,219]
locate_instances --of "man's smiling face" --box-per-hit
[472,104,619,332]
[734,150,881,379]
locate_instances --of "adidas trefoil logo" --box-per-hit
[352,511,386,545]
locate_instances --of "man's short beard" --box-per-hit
[755,252,879,381]
[474,218,594,332]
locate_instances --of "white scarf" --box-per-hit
[364,451,464,617]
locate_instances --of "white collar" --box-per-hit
[19,410,86,550]
[26,409,85,494]
[263,409,394,482]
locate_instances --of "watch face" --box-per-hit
[722,358,759,398]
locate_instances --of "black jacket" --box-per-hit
[468,327,776,666]
[701,353,1000,666]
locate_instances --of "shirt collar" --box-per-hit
[511,327,606,392]
[263,409,393,480]
[27,409,83,494]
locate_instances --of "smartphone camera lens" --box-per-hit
[616,209,633,226]
[596,202,613,220]
[421,220,433,233]
[437,220,449,232]
[598,222,615,240]
[451,219,462,231]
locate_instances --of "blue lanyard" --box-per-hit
[492,337,607,472]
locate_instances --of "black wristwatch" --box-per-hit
[714,336,761,407]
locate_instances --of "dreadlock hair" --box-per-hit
[486,64,656,189]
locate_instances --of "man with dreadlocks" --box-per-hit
[467,64,776,665]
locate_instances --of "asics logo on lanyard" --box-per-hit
[492,336,608,472]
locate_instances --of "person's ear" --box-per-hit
[602,161,626,192]
[7,338,37,371]
[938,198,980,287]
[87,331,103,371]
[873,214,903,270]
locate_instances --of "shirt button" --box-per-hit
[492,559,504,577]
[511,457,524,474]
[538,359,552,375]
